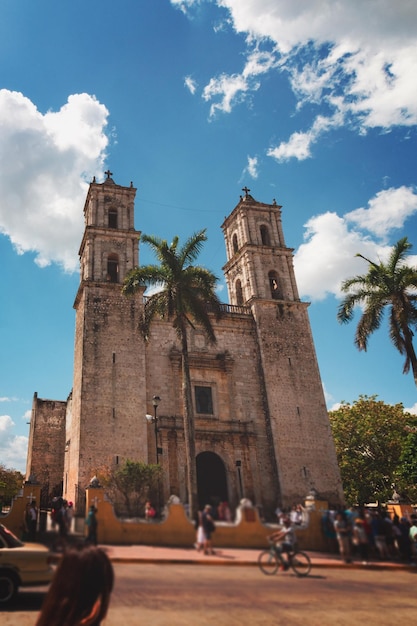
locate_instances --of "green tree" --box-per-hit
[337,237,417,387]
[329,396,412,505]
[98,460,162,517]
[123,229,222,516]
[0,464,24,510]
[397,416,417,502]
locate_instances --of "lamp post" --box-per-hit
[146,395,161,464]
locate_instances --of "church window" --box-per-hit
[195,386,213,414]
[232,233,239,254]
[108,209,118,229]
[107,254,119,283]
[260,224,270,246]
[269,271,281,300]
[235,279,243,306]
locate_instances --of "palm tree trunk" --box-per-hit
[402,324,417,388]
[180,324,198,517]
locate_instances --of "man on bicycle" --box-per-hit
[268,516,296,569]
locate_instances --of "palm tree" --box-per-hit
[337,237,417,387]
[122,229,222,516]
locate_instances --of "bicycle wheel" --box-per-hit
[258,549,279,575]
[289,551,311,576]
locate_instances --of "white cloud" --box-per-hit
[268,130,313,162]
[294,211,383,300]
[203,72,255,116]
[0,414,14,433]
[268,110,345,162]
[184,76,198,95]
[183,1,417,157]
[0,414,28,472]
[404,402,417,415]
[346,186,417,240]
[0,90,109,272]
[294,185,417,301]
[202,49,276,117]
[171,0,201,14]
[245,156,259,179]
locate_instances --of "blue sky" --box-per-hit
[1,0,417,473]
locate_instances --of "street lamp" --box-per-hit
[146,395,161,464]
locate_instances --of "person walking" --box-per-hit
[202,504,216,555]
[194,509,206,552]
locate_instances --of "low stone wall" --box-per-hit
[1,484,338,552]
[86,488,337,551]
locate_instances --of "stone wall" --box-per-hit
[26,394,66,497]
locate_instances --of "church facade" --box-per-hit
[26,174,344,518]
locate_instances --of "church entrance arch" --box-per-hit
[196,451,228,510]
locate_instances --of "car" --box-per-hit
[0,523,54,604]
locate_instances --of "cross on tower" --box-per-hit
[104,169,113,179]
[242,186,250,197]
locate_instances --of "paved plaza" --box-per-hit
[1,544,416,625]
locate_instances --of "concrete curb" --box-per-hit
[48,543,417,572]
[106,556,417,571]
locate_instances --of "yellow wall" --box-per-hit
[86,489,335,551]
[1,482,41,539]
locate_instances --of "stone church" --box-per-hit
[25,173,344,518]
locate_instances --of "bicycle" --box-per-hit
[258,539,311,577]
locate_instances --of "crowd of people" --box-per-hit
[323,507,417,564]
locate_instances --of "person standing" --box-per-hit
[86,505,98,545]
[409,516,417,560]
[66,501,74,533]
[145,501,156,521]
[334,511,352,563]
[28,501,38,541]
[352,518,369,564]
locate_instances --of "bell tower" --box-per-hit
[64,172,148,506]
[222,187,299,305]
[222,189,343,506]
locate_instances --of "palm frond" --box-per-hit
[338,237,417,386]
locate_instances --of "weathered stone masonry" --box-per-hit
[26,177,344,517]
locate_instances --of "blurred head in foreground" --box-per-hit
[36,544,114,626]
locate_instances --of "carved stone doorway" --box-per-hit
[196,451,228,511]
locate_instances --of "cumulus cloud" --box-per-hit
[294,185,417,301]
[178,1,417,157]
[0,90,109,272]
[0,414,28,472]
[345,186,417,240]
[405,402,417,415]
